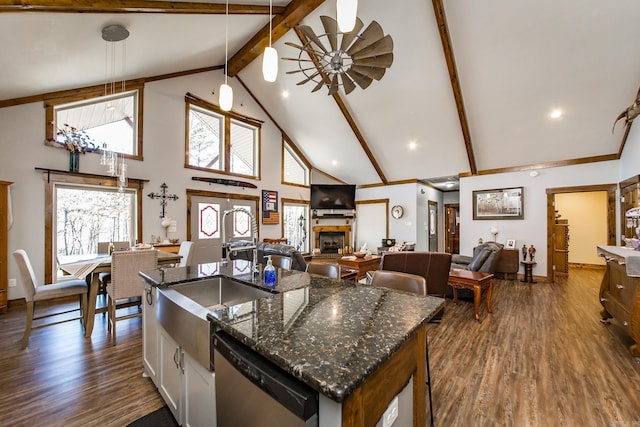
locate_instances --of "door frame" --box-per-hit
[186,189,261,241]
[545,184,616,282]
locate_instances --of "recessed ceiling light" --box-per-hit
[282,90,290,98]
[332,160,338,166]
[550,109,562,119]
[446,182,454,188]
[408,141,417,150]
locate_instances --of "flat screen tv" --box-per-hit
[310,184,356,210]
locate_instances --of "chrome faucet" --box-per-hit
[221,207,258,273]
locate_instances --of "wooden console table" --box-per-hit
[448,270,494,321]
[338,255,382,281]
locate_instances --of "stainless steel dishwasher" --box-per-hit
[213,331,319,427]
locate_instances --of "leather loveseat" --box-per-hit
[379,251,452,297]
[449,241,503,298]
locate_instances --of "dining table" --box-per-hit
[59,249,181,337]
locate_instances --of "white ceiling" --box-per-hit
[2,0,640,187]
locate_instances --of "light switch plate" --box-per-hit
[8,278,16,287]
[382,396,398,427]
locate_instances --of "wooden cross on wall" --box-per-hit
[147,183,179,218]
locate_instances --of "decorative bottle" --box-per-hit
[263,255,276,287]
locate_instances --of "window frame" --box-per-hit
[281,135,311,188]
[185,93,262,180]
[44,80,144,161]
[281,198,310,254]
[42,169,146,283]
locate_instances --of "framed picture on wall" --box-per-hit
[473,187,524,220]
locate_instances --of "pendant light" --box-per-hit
[262,0,278,82]
[337,0,358,33]
[219,0,233,111]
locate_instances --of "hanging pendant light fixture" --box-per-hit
[262,0,278,82]
[219,0,233,111]
[337,0,358,32]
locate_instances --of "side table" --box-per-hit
[448,270,494,321]
[521,260,537,283]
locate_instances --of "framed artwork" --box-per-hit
[473,187,524,220]
[506,239,516,249]
[262,190,280,224]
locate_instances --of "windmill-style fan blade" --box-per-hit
[297,71,321,85]
[282,57,316,62]
[354,53,394,68]
[328,75,339,96]
[286,66,319,75]
[346,21,384,55]
[346,69,373,89]
[311,79,326,92]
[350,65,386,80]
[340,17,364,51]
[284,42,326,58]
[298,25,328,54]
[341,73,357,95]
[320,16,339,52]
[351,35,394,60]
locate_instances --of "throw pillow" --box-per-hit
[468,248,493,271]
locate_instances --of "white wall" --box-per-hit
[1,70,310,301]
[459,162,620,277]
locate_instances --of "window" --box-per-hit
[45,82,144,159]
[282,200,310,253]
[282,139,310,187]
[55,184,137,261]
[185,94,261,179]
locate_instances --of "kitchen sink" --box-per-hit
[156,276,273,369]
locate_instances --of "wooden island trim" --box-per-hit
[342,327,426,427]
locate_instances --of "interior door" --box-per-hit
[445,204,460,254]
[189,195,257,265]
[428,200,438,251]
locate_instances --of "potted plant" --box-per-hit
[55,123,96,172]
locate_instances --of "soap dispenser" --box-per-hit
[264,255,276,287]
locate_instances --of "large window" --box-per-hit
[282,200,309,253]
[282,139,310,187]
[45,82,143,159]
[55,184,137,261]
[186,94,261,179]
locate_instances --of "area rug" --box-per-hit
[127,405,178,427]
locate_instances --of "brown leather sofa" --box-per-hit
[449,241,503,299]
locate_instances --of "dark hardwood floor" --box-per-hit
[1,267,639,426]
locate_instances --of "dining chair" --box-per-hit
[177,241,194,267]
[13,249,88,349]
[97,241,110,255]
[107,250,158,345]
[270,255,292,270]
[305,261,340,279]
[370,269,435,427]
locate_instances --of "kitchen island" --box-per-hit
[141,260,445,426]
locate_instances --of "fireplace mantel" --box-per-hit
[313,225,351,251]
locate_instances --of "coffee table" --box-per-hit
[448,269,494,321]
[338,255,382,281]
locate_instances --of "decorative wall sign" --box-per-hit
[262,190,280,224]
[473,187,524,220]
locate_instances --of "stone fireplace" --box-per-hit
[313,226,351,254]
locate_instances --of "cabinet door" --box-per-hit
[183,351,216,427]
[159,326,183,423]
[143,286,159,386]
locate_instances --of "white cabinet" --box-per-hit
[158,325,216,427]
[143,285,160,386]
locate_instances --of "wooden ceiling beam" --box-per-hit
[227,0,326,77]
[0,0,286,14]
[293,27,389,185]
[432,0,477,175]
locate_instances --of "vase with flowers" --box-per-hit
[55,123,96,172]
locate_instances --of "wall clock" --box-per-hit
[391,205,404,219]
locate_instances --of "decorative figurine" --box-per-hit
[522,244,528,261]
[529,245,536,261]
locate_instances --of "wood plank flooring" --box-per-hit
[1,267,639,426]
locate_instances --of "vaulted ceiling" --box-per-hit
[2,0,640,189]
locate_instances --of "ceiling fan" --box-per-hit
[284,16,393,96]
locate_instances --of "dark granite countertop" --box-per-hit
[141,260,445,402]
